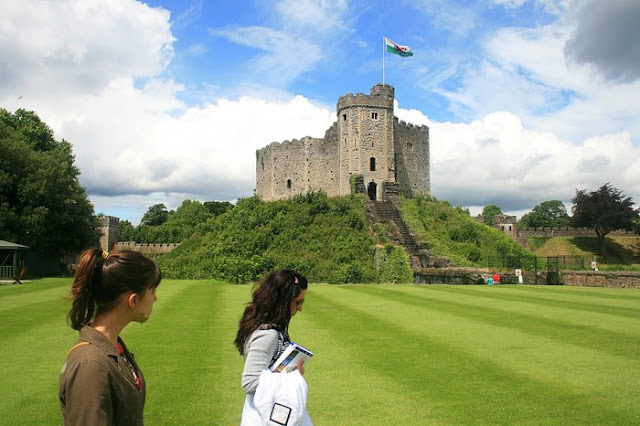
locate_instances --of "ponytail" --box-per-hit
[67,248,162,330]
[68,249,103,330]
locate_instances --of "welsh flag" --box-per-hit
[385,37,413,57]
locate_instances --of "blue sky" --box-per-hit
[1,0,639,224]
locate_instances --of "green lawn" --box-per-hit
[1,279,639,425]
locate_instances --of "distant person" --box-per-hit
[59,249,162,426]
[235,269,312,425]
[493,272,501,284]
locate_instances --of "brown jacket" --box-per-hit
[59,326,146,425]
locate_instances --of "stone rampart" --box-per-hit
[115,242,180,254]
[518,227,634,238]
[562,270,640,288]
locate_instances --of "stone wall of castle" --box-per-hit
[115,242,180,254]
[517,227,635,238]
[256,84,430,202]
[394,118,430,196]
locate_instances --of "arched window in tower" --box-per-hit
[370,157,376,171]
[371,112,378,120]
[286,179,292,189]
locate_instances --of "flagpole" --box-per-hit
[382,36,385,85]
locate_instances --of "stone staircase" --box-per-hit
[365,200,429,269]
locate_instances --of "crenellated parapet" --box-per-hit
[337,84,394,112]
[115,242,181,254]
[395,117,429,131]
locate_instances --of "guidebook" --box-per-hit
[270,342,314,373]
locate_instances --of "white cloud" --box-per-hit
[440,13,640,144]
[274,0,350,33]
[0,0,174,99]
[396,106,640,214]
[491,0,528,9]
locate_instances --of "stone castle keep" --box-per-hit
[256,84,430,202]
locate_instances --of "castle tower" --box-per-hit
[99,216,120,251]
[255,84,430,202]
[336,84,395,201]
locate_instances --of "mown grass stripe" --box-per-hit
[354,285,640,362]
[297,287,441,424]
[0,279,69,311]
[0,298,68,340]
[416,285,640,337]
[135,281,246,424]
[309,288,638,424]
[341,285,640,408]
[428,286,640,339]
[429,285,640,319]
[0,298,73,424]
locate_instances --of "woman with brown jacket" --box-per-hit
[59,249,162,425]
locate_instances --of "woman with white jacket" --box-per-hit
[234,269,312,425]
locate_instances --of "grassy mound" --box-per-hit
[158,192,411,283]
[398,196,533,266]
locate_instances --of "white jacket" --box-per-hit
[241,369,312,426]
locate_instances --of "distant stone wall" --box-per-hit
[115,242,180,254]
[562,270,640,288]
[518,227,634,238]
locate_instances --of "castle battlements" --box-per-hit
[256,84,430,202]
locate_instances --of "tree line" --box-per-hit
[480,183,640,249]
[118,200,233,244]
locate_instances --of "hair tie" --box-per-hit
[294,277,299,285]
[101,251,109,260]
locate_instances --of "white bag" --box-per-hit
[241,369,312,426]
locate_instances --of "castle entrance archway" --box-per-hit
[367,181,377,201]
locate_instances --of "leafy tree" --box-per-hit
[141,203,169,226]
[571,183,639,251]
[0,108,99,257]
[0,108,57,151]
[117,220,136,241]
[157,195,384,283]
[519,200,570,228]
[203,200,233,216]
[162,200,214,240]
[481,204,502,225]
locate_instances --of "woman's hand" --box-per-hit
[296,359,306,376]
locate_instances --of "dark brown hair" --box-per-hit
[234,269,308,355]
[67,248,162,330]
